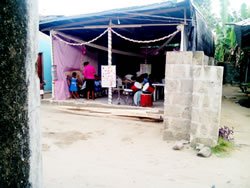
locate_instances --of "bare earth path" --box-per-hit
[42,98,250,188]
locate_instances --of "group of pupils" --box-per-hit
[67,61,97,100]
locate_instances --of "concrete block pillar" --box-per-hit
[163,51,223,147]
[190,66,224,146]
[0,0,41,187]
[163,52,193,140]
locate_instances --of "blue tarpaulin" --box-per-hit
[39,0,214,57]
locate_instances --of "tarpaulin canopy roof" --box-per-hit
[234,18,250,51]
[39,0,214,56]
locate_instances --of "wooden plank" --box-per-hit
[58,108,163,122]
[58,106,163,122]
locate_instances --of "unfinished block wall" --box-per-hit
[163,51,223,147]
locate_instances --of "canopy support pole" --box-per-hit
[50,30,55,99]
[108,23,112,104]
[180,24,184,51]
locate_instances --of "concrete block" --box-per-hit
[163,130,190,141]
[180,80,193,93]
[199,124,211,136]
[202,95,210,108]
[164,105,191,119]
[193,66,224,82]
[181,106,192,119]
[170,118,190,132]
[193,52,209,66]
[201,94,222,110]
[190,137,217,147]
[165,64,174,78]
[191,108,219,125]
[166,51,193,64]
[190,122,200,135]
[208,57,215,66]
[190,108,221,147]
[164,105,181,118]
[190,108,201,123]
[162,130,175,140]
[165,80,180,92]
[163,117,171,129]
[193,80,209,93]
[192,94,200,108]
[193,81,222,95]
[199,110,219,124]
[172,93,192,106]
[193,51,204,65]
[209,125,220,139]
[163,116,190,132]
[164,95,172,105]
[175,132,190,140]
[204,55,209,65]
[211,95,222,112]
[165,64,193,79]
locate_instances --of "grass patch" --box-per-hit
[211,137,235,156]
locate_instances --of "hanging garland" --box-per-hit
[52,29,108,46]
[52,25,182,46]
[110,27,181,44]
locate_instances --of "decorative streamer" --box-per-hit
[111,28,181,44]
[108,27,112,105]
[52,29,108,46]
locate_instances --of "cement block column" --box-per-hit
[0,0,41,187]
[163,52,193,140]
[190,66,224,146]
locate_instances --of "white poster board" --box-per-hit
[101,65,116,88]
[140,64,151,74]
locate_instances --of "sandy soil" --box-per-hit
[42,88,250,188]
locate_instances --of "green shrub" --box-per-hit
[211,137,234,156]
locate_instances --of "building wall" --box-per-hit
[38,32,52,91]
[0,0,41,187]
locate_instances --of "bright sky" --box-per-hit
[39,0,249,16]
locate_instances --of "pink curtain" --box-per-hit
[53,37,84,100]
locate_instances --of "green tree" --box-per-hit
[193,0,217,29]
[220,0,230,25]
[240,3,248,19]
[193,0,249,63]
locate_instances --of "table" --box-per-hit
[113,88,133,105]
[152,83,165,101]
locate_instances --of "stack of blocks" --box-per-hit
[163,51,223,147]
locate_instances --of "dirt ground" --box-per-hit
[42,86,250,188]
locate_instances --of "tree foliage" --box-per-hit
[240,3,249,19]
[193,0,250,62]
